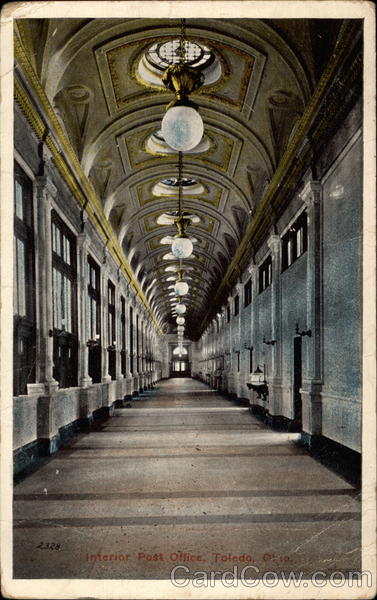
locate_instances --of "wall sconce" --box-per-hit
[263,336,276,346]
[247,365,269,401]
[49,329,66,337]
[87,339,100,348]
[295,323,312,337]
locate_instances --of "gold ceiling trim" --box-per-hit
[137,183,221,208]
[126,128,231,173]
[14,32,163,336]
[105,34,251,113]
[107,45,157,109]
[196,41,254,110]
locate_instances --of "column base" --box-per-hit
[79,376,93,388]
[44,379,59,394]
[301,379,323,435]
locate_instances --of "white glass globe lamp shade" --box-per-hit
[161,106,204,152]
[176,316,185,325]
[174,280,189,296]
[171,236,193,259]
[175,303,186,315]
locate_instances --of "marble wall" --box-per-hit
[194,102,362,453]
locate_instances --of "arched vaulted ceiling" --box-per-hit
[19,17,341,338]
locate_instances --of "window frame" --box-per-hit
[51,210,78,389]
[282,210,308,271]
[259,256,272,293]
[88,256,101,341]
[107,280,116,380]
[13,164,36,395]
[244,278,252,307]
[120,296,126,376]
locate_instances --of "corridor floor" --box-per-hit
[13,378,361,579]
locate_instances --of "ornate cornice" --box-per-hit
[14,31,163,336]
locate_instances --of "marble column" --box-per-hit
[33,176,59,394]
[247,263,259,403]
[301,180,323,439]
[235,282,243,396]
[77,232,92,387]
[101,266,111,383]
[267,234,283,415]
[115,288,122,381]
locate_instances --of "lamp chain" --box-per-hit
[178,150,183,217]
[179,18,186,64]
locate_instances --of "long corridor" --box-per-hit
[13,379,360,579]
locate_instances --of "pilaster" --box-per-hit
[266,234,283,414]
[77,233,92,387]
[34,176,59,394]
[101,265,111,383]
[300,180,323,435]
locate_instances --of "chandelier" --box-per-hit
[161,19,204,152]
[171,152,194,260]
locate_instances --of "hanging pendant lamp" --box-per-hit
[171,152,194,259]
[174,269,189,296]
[161,19,204,151]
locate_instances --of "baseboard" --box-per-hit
[299,433,361,487]
[266,413,297,432]
[14,403,117,482]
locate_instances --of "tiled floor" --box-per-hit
[13,378,360,579]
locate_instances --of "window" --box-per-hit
[107,281,116,380]
[282,211,308,271]
[249,347,253,373]
[13,165,36,395]
[51,211,77,388]
[161,177,197,187]
[88,256,101,383]
[146,39,213,70]
[129,306,134,374]
[226,306,230,323]
[259,256,272,293]
[234,295,239,316]
[136,314,140,373]
[88,257,100,341]
[244,279,252,307]
[120,296,126,376]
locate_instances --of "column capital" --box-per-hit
[300,180,322,208]
[267,234,280,255]
[35,175,57,199]
[77,232,89,248]
[247,262,258,277]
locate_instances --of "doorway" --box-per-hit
[293,336,302,430]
